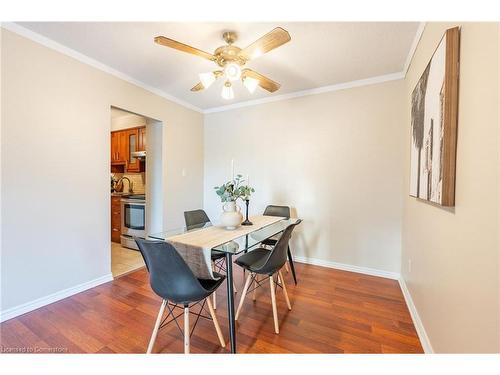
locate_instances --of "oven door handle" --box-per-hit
[121,199,146,205]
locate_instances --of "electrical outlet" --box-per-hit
[408,259,412,273]
[181,168,186,177]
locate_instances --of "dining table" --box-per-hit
[149,214,301,354]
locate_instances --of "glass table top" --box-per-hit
[148,218,300,255]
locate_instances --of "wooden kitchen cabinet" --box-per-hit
[111,130,127,164]
[111,131,119,163]
[138,127,146,151]
[126,128,140,172]
[118,131,128,163]
[111,196,122,243]
[110,126,146,172]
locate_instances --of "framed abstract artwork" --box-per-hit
[410,27,460,207]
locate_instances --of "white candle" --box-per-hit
[231,159,234,181]
[247,174,250,187]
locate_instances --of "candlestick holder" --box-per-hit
[241,198,253,226]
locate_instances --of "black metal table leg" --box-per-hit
[287,246,298,285]
[225,253,237,353]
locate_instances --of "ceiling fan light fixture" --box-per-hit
[199,72,216,89]
[155,27,290,98]
[243,76,259,93]
[224,63,241,81]
[221,81,234,100]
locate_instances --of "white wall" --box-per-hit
[0,27,3,291]
[0,29,204,318]
[497,22,500,352]
[204,80,405,274]
[146,120,164,235]
[110,111,147,131]
[402,23,500,353]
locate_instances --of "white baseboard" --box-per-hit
[293,256,400,280]
[0,273,114,323]
[398,278,434,353]
[294,255,433,353]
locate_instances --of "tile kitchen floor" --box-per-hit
[111,242,144,278]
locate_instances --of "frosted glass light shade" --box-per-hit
[224,63,241,81]
[221,82,234,100]
[199,72,216,89]
[243,76,259,93]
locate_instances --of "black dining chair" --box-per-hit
[234,220,302,334]
[262,205,298,285]
[184,209,237,309]
[184,209,212,231]
[135,238,226,354]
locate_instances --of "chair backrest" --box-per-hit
[263,205,290,219]
[135,238,207,304]
[257,219,302,275]
[184,209,211,230]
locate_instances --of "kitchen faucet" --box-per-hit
[117,176,134,193]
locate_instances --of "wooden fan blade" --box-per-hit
[190,82,205,92]
[242,69,281,93]
[154,36,215,61]
[238,27,291,61]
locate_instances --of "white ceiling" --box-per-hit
[18,22,420,111]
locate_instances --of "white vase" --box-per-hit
[220,201,243,230]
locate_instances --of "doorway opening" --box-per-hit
[110,106,164,278]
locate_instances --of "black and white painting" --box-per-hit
[410,35,447,204]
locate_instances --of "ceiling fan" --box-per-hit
[154,27,291,99]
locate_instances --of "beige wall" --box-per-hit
[1,29,204,315]
[402,23,500,352]
[498,23,500,351]
[0,27,3,282]
[204,80,405,274]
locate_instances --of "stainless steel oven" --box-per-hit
[120,195,146,249]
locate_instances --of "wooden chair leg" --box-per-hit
[253,275,258,301]
[278,270,292,310]
[184,306,190,354]
[206,297,225,348]
[147,299,167,353]
[235,272,253,321]
[269,275,279,334]
[284,262,289,273]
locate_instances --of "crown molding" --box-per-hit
[203,71,405,114]
[1,22,204,113]
[403,22,426,77]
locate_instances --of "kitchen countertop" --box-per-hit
[112,192,129,196]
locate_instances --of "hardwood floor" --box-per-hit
[0,263,423,354]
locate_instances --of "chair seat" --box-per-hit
[235,248,271,274]
[198,272,226,294]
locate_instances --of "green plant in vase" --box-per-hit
[214,175,255,229]
[214,175,254,202]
